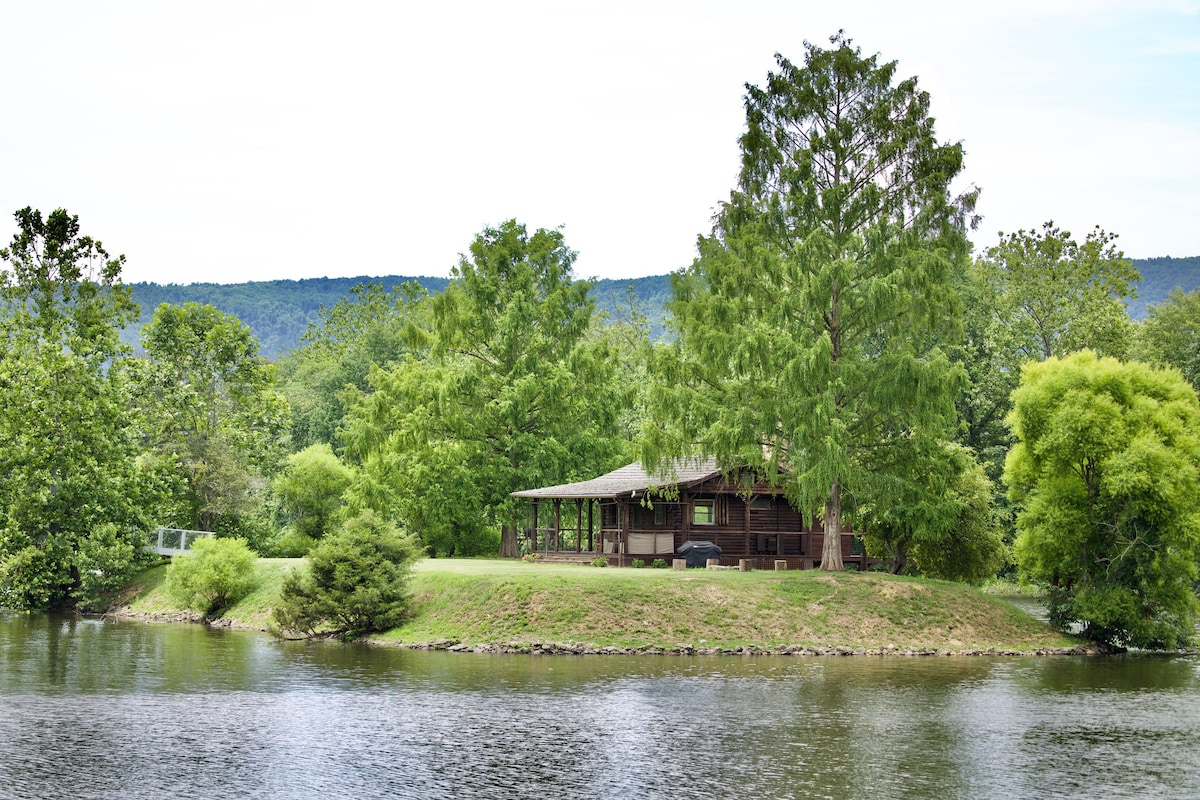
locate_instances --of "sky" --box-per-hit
[1,1,1197,285]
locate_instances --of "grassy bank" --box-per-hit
[115,558,1078,652]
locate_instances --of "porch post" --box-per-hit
[682,490,691,541]
[620,501,629,567]
[553,499,561,553]
[532,500,540,552]
[743,497,751,557]
[575,499,583,552]
[587,499,594,552]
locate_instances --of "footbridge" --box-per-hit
[146,527,213,556]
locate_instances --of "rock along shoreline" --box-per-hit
[368,637,1096,657]
[107,609,1141,657]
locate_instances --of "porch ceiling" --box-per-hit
[511,458,720,500]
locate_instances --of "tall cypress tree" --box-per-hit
[646,33,975,569]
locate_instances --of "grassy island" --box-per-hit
[114,558,1081,654]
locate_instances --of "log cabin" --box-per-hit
[511,458,869,569]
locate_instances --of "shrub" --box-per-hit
[651,559,668,569]
[165,536,258,617]
[631,558,645,568]
[273,511,417,638]
[271,527,318,558]
[591,556,609,568]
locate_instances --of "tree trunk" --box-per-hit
[821,481,844,571]
[499,523,519,559]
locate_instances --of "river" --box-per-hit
[1,611,1198,799]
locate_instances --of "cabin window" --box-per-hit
[749,496,773,510]
[693,500,714,525]
[654,506,665,525]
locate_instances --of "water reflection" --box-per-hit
[1,612,1198,799]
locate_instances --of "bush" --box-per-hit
[271,526,318,558]
[591,556,609,568]
[165,536,258,617]
[651,559,668,569]
[631,558,645,568]
[273,511,417,638]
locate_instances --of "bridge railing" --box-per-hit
[146,527,214,556]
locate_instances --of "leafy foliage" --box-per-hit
[955,223,1141,547]
[341,220,628,557]
[974,223,1138,364]
[131,302,289,540]
[0,208,159,610]
[1135,287,1200,389]
[164,536,259,617]
[276,281,430,448]
[1005,351,1200,649]
[74,523,150,612]
[860,441,1006,584]
[645,34,973,570]
[272,511,417,638]
[272,443,353,554]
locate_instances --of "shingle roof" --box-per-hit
[510,457,720,499]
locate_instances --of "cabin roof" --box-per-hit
[511,457,721,500]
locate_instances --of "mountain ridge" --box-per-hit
[125,257,1198,359]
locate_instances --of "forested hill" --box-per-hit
[126,258,1194,359]
[126,274,674,359]
[1124,256,1200,319]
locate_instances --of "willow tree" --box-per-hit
[1006,351,1200,649]
[646,34,974,570]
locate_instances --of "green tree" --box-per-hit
[277,281,430,448]
[1135,287,1200,389]
[1005,351,1200,650]
[132,302,289,538]
[644,34,973,570]
[957,224,1141,548]
[860,441,1006,583]
[341,220,627,557]
[273,510,416,638]
[975,223,1138,365]
[0,208,158,610]
[272,443,353,555]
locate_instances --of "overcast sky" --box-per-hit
[1,1,1197,285]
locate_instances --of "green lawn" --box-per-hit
[116,557,1080,652]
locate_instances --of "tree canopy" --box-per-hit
[341,220,628,557]
[132,302,289,539]
[0,208,156,610]
[859,440,1005,584]
[645,33,974,570]
[1005,351,1200,649]
[277,281,430,449]
[1135,287,1200,390]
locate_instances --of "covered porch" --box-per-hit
[511,460,870,570]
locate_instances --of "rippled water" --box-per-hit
[1,612,1199,799]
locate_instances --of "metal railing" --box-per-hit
[146,527,214,556]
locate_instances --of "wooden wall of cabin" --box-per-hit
[619,492,860,563]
